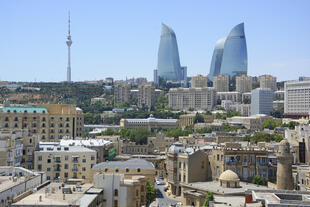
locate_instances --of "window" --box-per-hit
[105,168,108,172]
[91,156,95,161]
[137,168,141,172]
[82,176,85,179]
[42,123,46,127]
[64,172,68,178]
[65,156,69,161]
[4,123,8,128]
[14,123,18,128]
[37,164,42,171]
[47,159,51,163]
[5,117,9,121]
[179,162,181,168]
[64,164,69,169]
[42,117,46,121]
[38,156,42,161]
[47,168,50,172]
[114,189,118,196]
[114,200,118,207]
[126,168,129,172]
[82,167,86,171]
[82,159,86,163]
[115,169,119,172]
[136,189,139,196]
[14,117,18,121]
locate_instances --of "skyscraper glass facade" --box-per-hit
[209,23,247,80]
[157,23,182,82]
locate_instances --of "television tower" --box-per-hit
[66,11,72,82]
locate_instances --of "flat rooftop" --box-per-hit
[12,183,95,206]
[182,181,273,196]
[0,176,28,193]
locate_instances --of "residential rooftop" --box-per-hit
[92,158,155,170]
[37,142,96,153]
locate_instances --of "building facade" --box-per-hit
[212,75,229,92]
[0,130,23,167]
[190,75,207,88]
[217,91,242,103]
[251,88,274,115]
[137,83,155,109]
[120,115,178,130]
[0,104,84,141]
[114,82,131,105]
[284,80,310,117]
[168,87,216,110]
[259,74,277,91]
[34,142,96,182]
[236,75,252,93]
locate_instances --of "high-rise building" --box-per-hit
[114,82,130,105]
[137,83,155,109]
[167,87,216,110]
[0,104,84,141]
[153,69,158,85]
[284,80,310,117]
[259,75,277,91]
[213,75,229,92]
[66,12,72,82]
[157,23,187,84]
[191,75,207,88]
[236,75,252,93]
[209,23,247,80]
[251,88,274,115]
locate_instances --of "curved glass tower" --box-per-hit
[209,23,247,79]
[157,23,182,81]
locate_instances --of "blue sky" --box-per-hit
[1,0,310,82]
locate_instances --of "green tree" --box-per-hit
[194,113,204,123]
[146,179,156,204]
[252,176,265,185]
[205,109,212,115]
[261,119,281,130]
[282,121,300,130]
[203,192,214,207]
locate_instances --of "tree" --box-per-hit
[282,121,300,130]
[252,176,265,185]
[261,119,281,130]
[203,192,214,207]
[194,113,204,123]
[146,179,156,204]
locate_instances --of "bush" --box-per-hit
[146,179,156,204]
[252,176,265,185]
[261,120,281,130]
[203,192,214,207]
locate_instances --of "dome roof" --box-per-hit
[219,170,240,181]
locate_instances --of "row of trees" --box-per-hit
[261,119,300,130]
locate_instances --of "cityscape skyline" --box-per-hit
[1,0,310,82]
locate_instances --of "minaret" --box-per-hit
[66,11,72,82]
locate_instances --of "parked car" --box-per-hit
[155,178,166,185]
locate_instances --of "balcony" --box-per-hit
[72,168,78,172]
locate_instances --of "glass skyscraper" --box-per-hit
[209,23,247,80]
[157,23,183,82]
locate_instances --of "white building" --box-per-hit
[284,80,310,117]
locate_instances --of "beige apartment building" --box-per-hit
[213,75,229,92]
[114,82,131,105]
[236,75,252,93]
[34,142,96,182]
[168,87,216,110]
[259,74,277,91]
[190,75,207,88]
[0,104,84,142]
[209,142,277,183]
[147,135,175,153]
[227,114,273,131]
[137,83,155,109]
[167,143,211,196]
[217,91,242,103]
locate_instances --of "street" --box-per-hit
[154,184,181,207]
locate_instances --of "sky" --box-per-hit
[1,0,310,82]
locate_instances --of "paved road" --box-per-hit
[155,184,181,207]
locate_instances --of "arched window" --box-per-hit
[114,189,118,196]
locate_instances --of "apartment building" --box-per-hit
[114,82,130,105]
[209,142,277,183]
[122,140,154,155]
[137,83,155,109]
[190,75,207,88]
[229,103,251,116]
[251,88,274,115]
[178,114,214,129]
[284,80,310,117]
[227,114,273,131]
[34,142,96,182]
[217,91,242,103]
[147,135,175,153]
[213,75,229,92]
[167,143,211,196]
[235,75,252,93]
[259,74,277,91]
[0,104,84,141]
[94,173,146,207]
[168,87,216,110]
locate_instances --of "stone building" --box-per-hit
[178,113,214,129]
[217,91,242,103]
[121,140,154,155]
[209,142,277,183]
[34,142,96,182]
[168,87,216,110]
[276,139,293,190]
[213,75,229,92]
[147,135,175,153]
[0,104,84,141]
[0,130,23,167]
[227,114,273,131]
[92,158,155,182]
[167,143,211,196]
[94,173,146,207]
[114,82,130,105]
[229,103,251,116]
